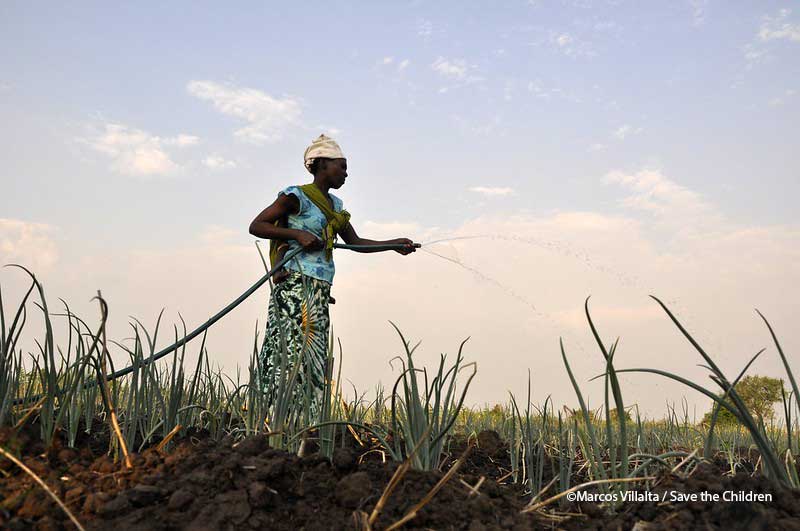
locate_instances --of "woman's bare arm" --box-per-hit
[249,194,323,251]
[249,194,299,240]
[339,223,416,255]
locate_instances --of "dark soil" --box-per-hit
[2,424,799,530]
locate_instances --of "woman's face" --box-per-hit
[327,158,348,188]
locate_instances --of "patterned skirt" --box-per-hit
[259,270,331,419]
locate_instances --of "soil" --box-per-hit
[2,424,799,530]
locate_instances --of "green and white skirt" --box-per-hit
[259,270,331,419]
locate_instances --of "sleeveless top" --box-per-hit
[279,185,344,285]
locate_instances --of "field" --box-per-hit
[2,269,800,530]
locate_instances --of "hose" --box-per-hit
[13,241,418,404]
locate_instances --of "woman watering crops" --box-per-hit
[248,134,416,421]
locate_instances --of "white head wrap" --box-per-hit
[303,134,345,173]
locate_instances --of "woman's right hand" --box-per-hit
[295,230,324,251]
[272,268,291,284]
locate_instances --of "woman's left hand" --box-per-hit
[394,238,417,255]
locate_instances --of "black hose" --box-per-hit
[13,241,419,405]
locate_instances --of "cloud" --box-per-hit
[417,18,433,39]
[431,58,484,94]
[452,114,502,136]
[431,57,469,80]
[468,186,515,197]
[202,155,237,170]
[588,143,607,152]
[688,0,709,27]
[80,122,196,177]
[556,33,574,47]
[378,57,410,73]
[603,169,719,234]
[164,134,200,147]
[187,80,303,144]
[613,124,643,140]
[740,9,798,70]
[0,218,59,273]
[768,88,797,107]
[550,31,596,58]
[742,43,768,69]
[526,79,582,103]
[759,8,800,42]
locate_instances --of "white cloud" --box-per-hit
[603,169,718,232]
[550,31,596,58]
[527,79,581,103]
[0,219,59,273]
[688,0,709,27]
[378,57,409,73]
[759,8,800,42]
[503,81,515,101]
[768,88,797,107]
[417,18,433,38]
[187,80,303,144]
[432,57,469,80]
[556,33,574,47]
[527,80,552,100]
[588,143,607,152]
[452,114,502,136]
[613,124,642,140]
[80,122,195,177]
[743,43,768,69]
[202,155,237,170]
[164,134,200,147]
[468,186,515,197]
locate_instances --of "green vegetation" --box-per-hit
[702,375,784,427]
[2,267,799,507]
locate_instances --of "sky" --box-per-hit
[1,1,799,418]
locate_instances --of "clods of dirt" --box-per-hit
[2,426,800,530]
[1,430,537,530]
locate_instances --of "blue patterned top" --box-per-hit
[279,185,344,285]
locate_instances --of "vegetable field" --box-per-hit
[2,269,799,530]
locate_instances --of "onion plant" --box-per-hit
[388,322,476,471]
[614,296,799,488]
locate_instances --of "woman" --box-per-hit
[248,134,416,420]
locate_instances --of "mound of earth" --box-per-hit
[2,426,800,530]
[2,428,537,530]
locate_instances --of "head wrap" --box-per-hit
[303,134,345,173]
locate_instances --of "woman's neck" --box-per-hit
[312,176,331,196]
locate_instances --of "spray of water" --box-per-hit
[423,234,642,291]
[418,233,724,362]
[420,246,541,316]
[418,242,591,357]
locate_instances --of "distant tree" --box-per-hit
[702,404,739,427]
[608,408,633,424]
[702,375,783,426]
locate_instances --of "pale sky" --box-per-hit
[2,1,799,418]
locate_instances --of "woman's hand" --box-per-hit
[393,238,417,255]
[272,268,291,284]
[296,230,324,251]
